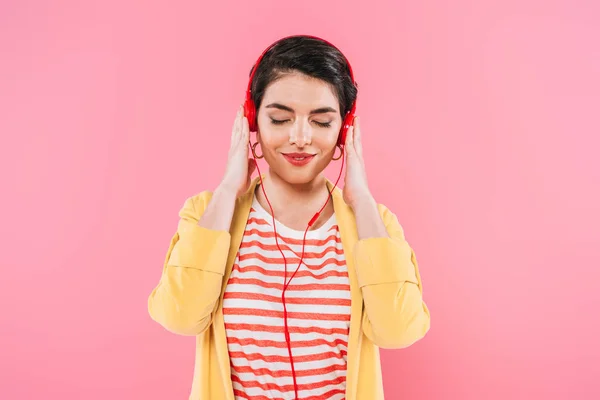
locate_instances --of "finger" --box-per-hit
[345,126,355,157]
[241,115,250,145]
[353,117,363,158]
[232,105,243,142]
[354,116,361,144]
[248,158,257,175]
[231,113,241,147]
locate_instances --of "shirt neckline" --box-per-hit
[250,195,337,239]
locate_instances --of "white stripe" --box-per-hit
[224,327,350,344]
[232,378,348,399]
[233,370,348,388]
[223,314,350,331]
[223,298,350,314]
[229,358,347,373]
[226,341,348,357]
[225,283,350,298]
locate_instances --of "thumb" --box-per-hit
[248,158,257,176]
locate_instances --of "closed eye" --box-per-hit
[270,118,332,128]
[314,121,332,128]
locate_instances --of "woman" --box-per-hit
[148,35,430,400]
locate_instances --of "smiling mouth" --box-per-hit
[282,152,316,159]
[289,155,312,160]
[281,153,316,166]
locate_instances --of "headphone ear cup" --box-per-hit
[244,99,257,132]
[338,112,355,145]
[337,128,346,146]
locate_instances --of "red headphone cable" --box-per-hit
[249,143,346,400]
[242,34,356,400]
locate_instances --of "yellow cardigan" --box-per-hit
[148,177,430,400]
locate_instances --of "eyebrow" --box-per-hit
[265,102,338,115]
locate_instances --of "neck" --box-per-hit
[258,170,330,211]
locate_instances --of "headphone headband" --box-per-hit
[246,34,356,96]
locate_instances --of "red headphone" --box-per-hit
[244,34,357,145]
[243,35,357,400]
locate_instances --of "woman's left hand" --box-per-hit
[342,116,374,208]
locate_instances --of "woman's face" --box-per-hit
[256,72,342,185]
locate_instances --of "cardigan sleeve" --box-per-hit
[354,204,430,349]
[147,192,231,336]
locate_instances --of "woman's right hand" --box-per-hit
[219,105,257,198]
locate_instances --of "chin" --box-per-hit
[277,169,319,185]
[271,161,323,185]
[266,154,329,185]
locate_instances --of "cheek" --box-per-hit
[258,128,287,151]
[321,123,342,142]
[315,130,340,148]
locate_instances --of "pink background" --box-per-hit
[1,0,599,399]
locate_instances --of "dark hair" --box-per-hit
[249,36,358,119]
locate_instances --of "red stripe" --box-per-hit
[227,336,348,350]
[226,277,350,292]
[303,388,347,400]
[224,291,350,307]
[231,374,346,393]
[227,350,347,364]
[231,363,346,378]
[224,323,349,336]
[238,252,346,269]
[223,307,351,322]
[240,239,345,257]
[232,388,346,400]
[244,228,340,246]
[232,390,274,400]
[246,216,270,226]
[248,215,340,234]
[232,264,348,280]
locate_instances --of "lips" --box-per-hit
[283,152,315,160]
[281,152,316,166]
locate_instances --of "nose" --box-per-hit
[289,119,312,146]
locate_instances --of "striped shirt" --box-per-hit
[223,195,351,400]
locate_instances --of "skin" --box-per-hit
[205,70,389,240]
[253,72,346,230]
